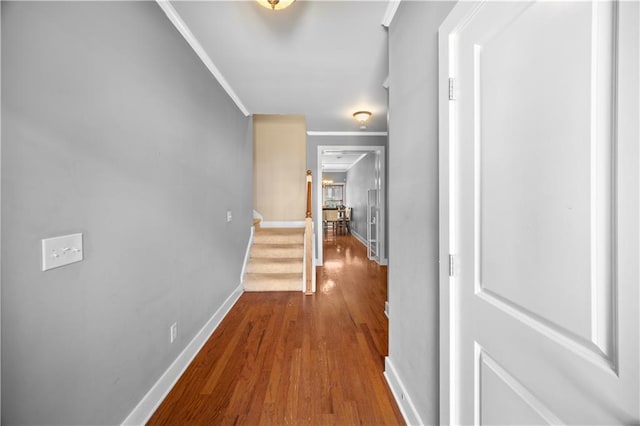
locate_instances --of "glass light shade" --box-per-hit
[256,0,295,10]
[353,111,372,123]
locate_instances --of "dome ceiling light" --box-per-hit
[256,0,295,11]
[352,111,372,129]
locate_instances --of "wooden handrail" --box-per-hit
[305,170,313,294]
[306,170,312,218]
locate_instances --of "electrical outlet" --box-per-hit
[170,322,178,344]
[226,210,233,222]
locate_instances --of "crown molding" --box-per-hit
[307,131,388,137]
[156,0,250,117]
[381,0,402,28]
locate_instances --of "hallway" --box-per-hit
[148,234,404,425]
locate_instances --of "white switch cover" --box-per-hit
[42,233,83,271]
[226,210,233,222]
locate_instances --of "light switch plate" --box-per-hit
[226,210,233,222]
[42,233,83,271]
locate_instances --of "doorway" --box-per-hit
[316,145,386,266]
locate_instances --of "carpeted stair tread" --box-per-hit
[253,228,304,244]
[246,257,303,274]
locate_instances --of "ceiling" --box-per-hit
[169,0,390,132]
[321,150,370,172]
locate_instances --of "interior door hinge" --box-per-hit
[448,78,456,100]
[448,254,455,277]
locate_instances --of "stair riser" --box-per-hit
[243,279,302,292]
[246,262,303,274]
[252,234,303,245]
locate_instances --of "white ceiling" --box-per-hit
[169,0,390,132]
[321,150,369,172]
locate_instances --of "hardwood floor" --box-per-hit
[148,234,404,425]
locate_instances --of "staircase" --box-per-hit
[243,227,304,292]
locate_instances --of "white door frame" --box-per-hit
[439,5,482,422]
[316,145,386,266]
[438,2,640,425]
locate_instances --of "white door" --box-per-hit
[439,2,639,425]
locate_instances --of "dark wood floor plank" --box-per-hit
[148,234,405,425]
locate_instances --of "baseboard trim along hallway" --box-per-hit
[351,229,368,248]
[240,226,255,284]
[384,357,423,426]
[121,283,244,425]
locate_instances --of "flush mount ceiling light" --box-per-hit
[352,111,372,129]
[256,0,295,10]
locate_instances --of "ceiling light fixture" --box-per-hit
[256,0,295,11]
[352,111,372,129]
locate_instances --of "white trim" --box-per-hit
[350,230,388,265]
[302,223,308,292]
[155,0,250,117]
[311,226,317,292]
[240,226,255,284]
[260,221,305,228]
[438,4,486,424]
[307,131,388,137]
[121,283,244,425]
[351,229,368,248]
[384,357,424,426]
[352,230,388,265]
[381,0,402,28]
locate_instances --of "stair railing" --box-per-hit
[304,170,313,294]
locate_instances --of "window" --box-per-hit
[322,184,345,208]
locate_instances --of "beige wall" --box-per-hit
[253,115,307,221]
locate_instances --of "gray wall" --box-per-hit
[345,153,376,240]
[1,2,252,425]
[387,2,455,424]
[322,172,346,184]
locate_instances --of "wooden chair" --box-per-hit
[336,207,351,234]
[324,209,339,234]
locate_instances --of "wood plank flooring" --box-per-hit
[148,234,404,425]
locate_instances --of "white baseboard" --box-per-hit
[121,283,244,425]
[261,221,305,228]
[240,226,255,284]
[352,230,388,266]
[384,357,424,426]
[351,230,368,247]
